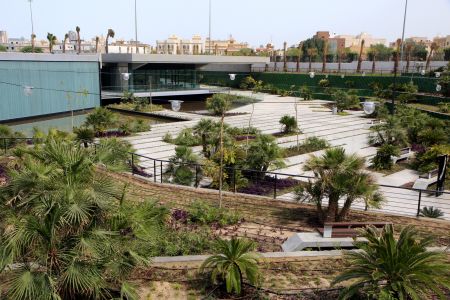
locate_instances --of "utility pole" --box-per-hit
[208,0,212,54]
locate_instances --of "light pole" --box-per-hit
[208,0,212,55]
[28,0,35,52]
[134,0,139,54]
[399,0,408,72]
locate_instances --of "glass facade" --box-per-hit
[101,63,199,93]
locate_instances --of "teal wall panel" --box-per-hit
[0,61,100,121]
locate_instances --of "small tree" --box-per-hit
[333,225,450,300]
[332,90,360,112]
[279,115,297,134]
[200,238,261,295]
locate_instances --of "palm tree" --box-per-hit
[283,41,287,72]
[279,115,297,134]
[106,29,115,54]
[31,33,36,53]
[333,225,450,300]
[296,42,302,72]
[405,43,413,72]
[322,40,328,73]
[73,126,95,148]
[63,33,69,53]
[246,134,285,178]
[193,118,215,158]
[356,39,365,73]
[296,147,383,222]
[337,48,344,73]
[393,39,402,75]
[95,36,100,53]
[307,48,318,72]
[368,115,408,147]
[46,32,57,53]
[368,47,378,74]
[84,107,118,134]
[201,238,261,295]
[167,145,200,186]
[76,26,81,54]
[0,138,155,299]
[425,42,439,72]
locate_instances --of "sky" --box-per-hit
[1,0,450,48]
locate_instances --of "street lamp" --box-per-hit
[309,72,315,79]
[436,84,442,92]
[168,100,183,112]
[134,0,139,54]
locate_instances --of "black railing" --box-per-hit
[1,137,449,220]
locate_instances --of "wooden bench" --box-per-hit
[391,147,413,164]
[317,222,392,238]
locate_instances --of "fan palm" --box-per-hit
[0,138,158,299]
[296,147,383,222]
[166,145,200,186]
[201,238,261,295]
[322,40,328,73]
[368,115,408,147]
[279,115,298,134]
[46,33,57,53]
[63,33,69,53]
[246,134,285,177]
[106,29,115,54]
[95,36,100,53]
[307,48,318,72]
[425,42,439,71]
[333,225,450,300]
[193,118,215,158]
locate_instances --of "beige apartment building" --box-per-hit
[156,35,204,55]
[204,35,249,55]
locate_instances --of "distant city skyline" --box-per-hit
[1,0,450,47]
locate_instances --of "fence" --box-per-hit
[1,137,449,220]
[129,151,450,221]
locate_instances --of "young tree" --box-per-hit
[333,225,450,299]
[200,238,261,295]
[296,147,383,222]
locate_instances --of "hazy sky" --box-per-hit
[1,0,450,47]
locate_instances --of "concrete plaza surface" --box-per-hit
[122,90,450,220]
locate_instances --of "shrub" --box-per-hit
[188,201,241,227]
[419,206,444,219]
[302,136,330,151]
[73,126,95,147]
[332,90,360,112]
[206,94,233,116]
[173,128,201,146]
[345,80,355,88]
[318,79,330,87]
[438,75,450,97]
[300,85,312,100]
[415,144,450,172]
[0,125,26,150]
[371,144,400,170]
[163,132,173,143]
[438,102,449,113]
[84,107,118,133]
[279,115,298,134]
[240,76,257,90]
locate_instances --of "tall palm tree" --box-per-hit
[0,138,155,299]
[368,47,378,74]
[272,50,277,72]
[356,39,365,73]
[307,48,318,72]
[283,41,287,72]
[333,225,450,300]
[425,42,438,72]
[296,42,302,72]
[296,147,383,222]
[46,32,57,53]
[322,40,328,73]
[405,43,413,72]
[201,238,261,295]
[95,36,100,53]
[76,26,81,54]
[393,39,402,75]
[105,28,115,54]
[337,48,344,73]
[63,33,69,53]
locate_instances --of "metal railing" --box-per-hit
[129,151,450,220]
[1,137,449,220]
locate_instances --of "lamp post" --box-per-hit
[208,0,212,55]
[399,0,408,71]
[28,0,35,53]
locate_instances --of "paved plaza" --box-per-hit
[123,91,450,220]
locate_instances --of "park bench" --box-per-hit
[391,147,413,164]
[412,169,439,190]
[317,222,392,238]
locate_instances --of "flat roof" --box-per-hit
[0,53,100,62]
[101,53,269,64]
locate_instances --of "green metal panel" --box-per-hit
[0,60,100,121]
